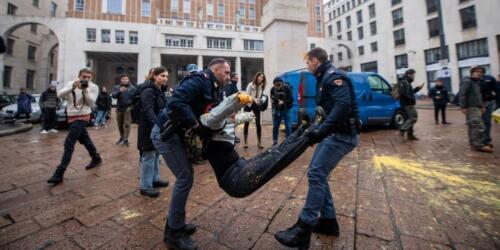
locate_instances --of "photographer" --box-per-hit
[47,68,102,185]
[270,77,294,145]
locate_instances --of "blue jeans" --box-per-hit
[299,133,359,225]
[482,100,495,144]
[272,109,292,142]
[151,124,193,230]
[94,110,107,126]
[139,150,161,189]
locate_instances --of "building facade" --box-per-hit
[1,0,325,94]
[324,0,500,93]
[1,0,65,94]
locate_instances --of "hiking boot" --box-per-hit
[153,180,169,188]
[85,155,102,170]
[275,219,312,249]
[140,188,160,197]
[164,221,198,250]
[407,134,419,140]
[471,145,493,153]
[313,218,340,236]
[47,166,66,185]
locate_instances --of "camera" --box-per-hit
[80,80,89,88]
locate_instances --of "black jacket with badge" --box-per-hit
[313,61,360,136]
[398,76,422,107]
[270,84,294,111]
[137,82,167,151]
[156,69,222,133]
[429,85,449,106]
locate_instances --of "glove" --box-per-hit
[237,92,253,105]
[304,125,324,146]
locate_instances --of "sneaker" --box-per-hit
[121,139,129,147]
[94,126,99,129]
[116,138,124,145]
[471,145,493,153]
[85,155,102,169]
[40,130,49,134]
[50,129,58,133]
[442,121,451,125]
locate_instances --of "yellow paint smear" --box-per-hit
[120,210,142,220]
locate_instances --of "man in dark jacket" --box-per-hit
[429,79,450,124]
[151,58,230,250]
[459,66,493,153]
[112,74,136,146]
[270,77,294,145]
[480,75,497,147]
[40,83,60,133]
[275,48,359,249]
[223,73,241,143]
[398,69,424,140]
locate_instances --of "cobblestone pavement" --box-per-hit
[0,108,499,249]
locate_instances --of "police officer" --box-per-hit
[151,58,231,250]
[275,47,360,249]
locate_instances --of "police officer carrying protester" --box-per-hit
[398,69,424,140]
[151,58,231,250]
[275,47,360,249]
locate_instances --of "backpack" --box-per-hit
[131,84,155,123]
[391,83,401,100]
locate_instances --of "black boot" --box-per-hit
[164,221,198,250]
[275,219,312,249]
[153,180,169,188]
[47,166,66,185]
[313,218,340,236]
[85,154,102,169]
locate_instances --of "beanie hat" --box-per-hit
[187,64,198,73]
[273,77,283,84]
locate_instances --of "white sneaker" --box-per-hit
[40,130,49,134]
[50,129,58,133]
[94,126,99,129]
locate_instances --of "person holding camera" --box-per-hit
[271,77,294,145]
[47,68,102,185]
[112,74,135,147]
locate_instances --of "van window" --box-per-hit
[367,75,390,92]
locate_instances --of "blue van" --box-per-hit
[277,69,407,129]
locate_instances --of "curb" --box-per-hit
[0,123,33,137]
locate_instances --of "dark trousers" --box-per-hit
[244,104,262,141]
[434,104,447,123]
[43,108,57,130]
[58,120,99,169]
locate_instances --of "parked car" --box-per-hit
[0,95,70,127]
[0,93,16,110]
[277,69,407,129]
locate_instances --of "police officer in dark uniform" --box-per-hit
[151,58,231,250]
[275,47,360,249]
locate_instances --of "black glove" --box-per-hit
[304,125,324,146]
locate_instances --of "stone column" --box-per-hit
[197,54,203,71]
[235,56,242,90]
[261,0,309,122]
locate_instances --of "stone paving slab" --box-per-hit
[0,108,499,249]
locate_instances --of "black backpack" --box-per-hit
[131,84,155,123]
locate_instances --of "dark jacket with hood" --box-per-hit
[398,75,421,107]
[96,91,112,111]
[270,84,294,111]
[137,82,167,151]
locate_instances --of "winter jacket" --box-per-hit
[137,82,167,151]
[270,84,294,110]
[96,91,112,111]
[459,77,483,109]
[398,76,422,107]
[17,93,33,114]
[58,80,99,117]
[429,85,449,106]
[40,89,59,109]
[112,84,136,112]
[480,75,498,102]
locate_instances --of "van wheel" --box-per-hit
[392,109,406,129]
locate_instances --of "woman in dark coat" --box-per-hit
[16,88,34,119]
[137,67,169,197]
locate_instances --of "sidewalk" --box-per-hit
[0,122,33,137]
